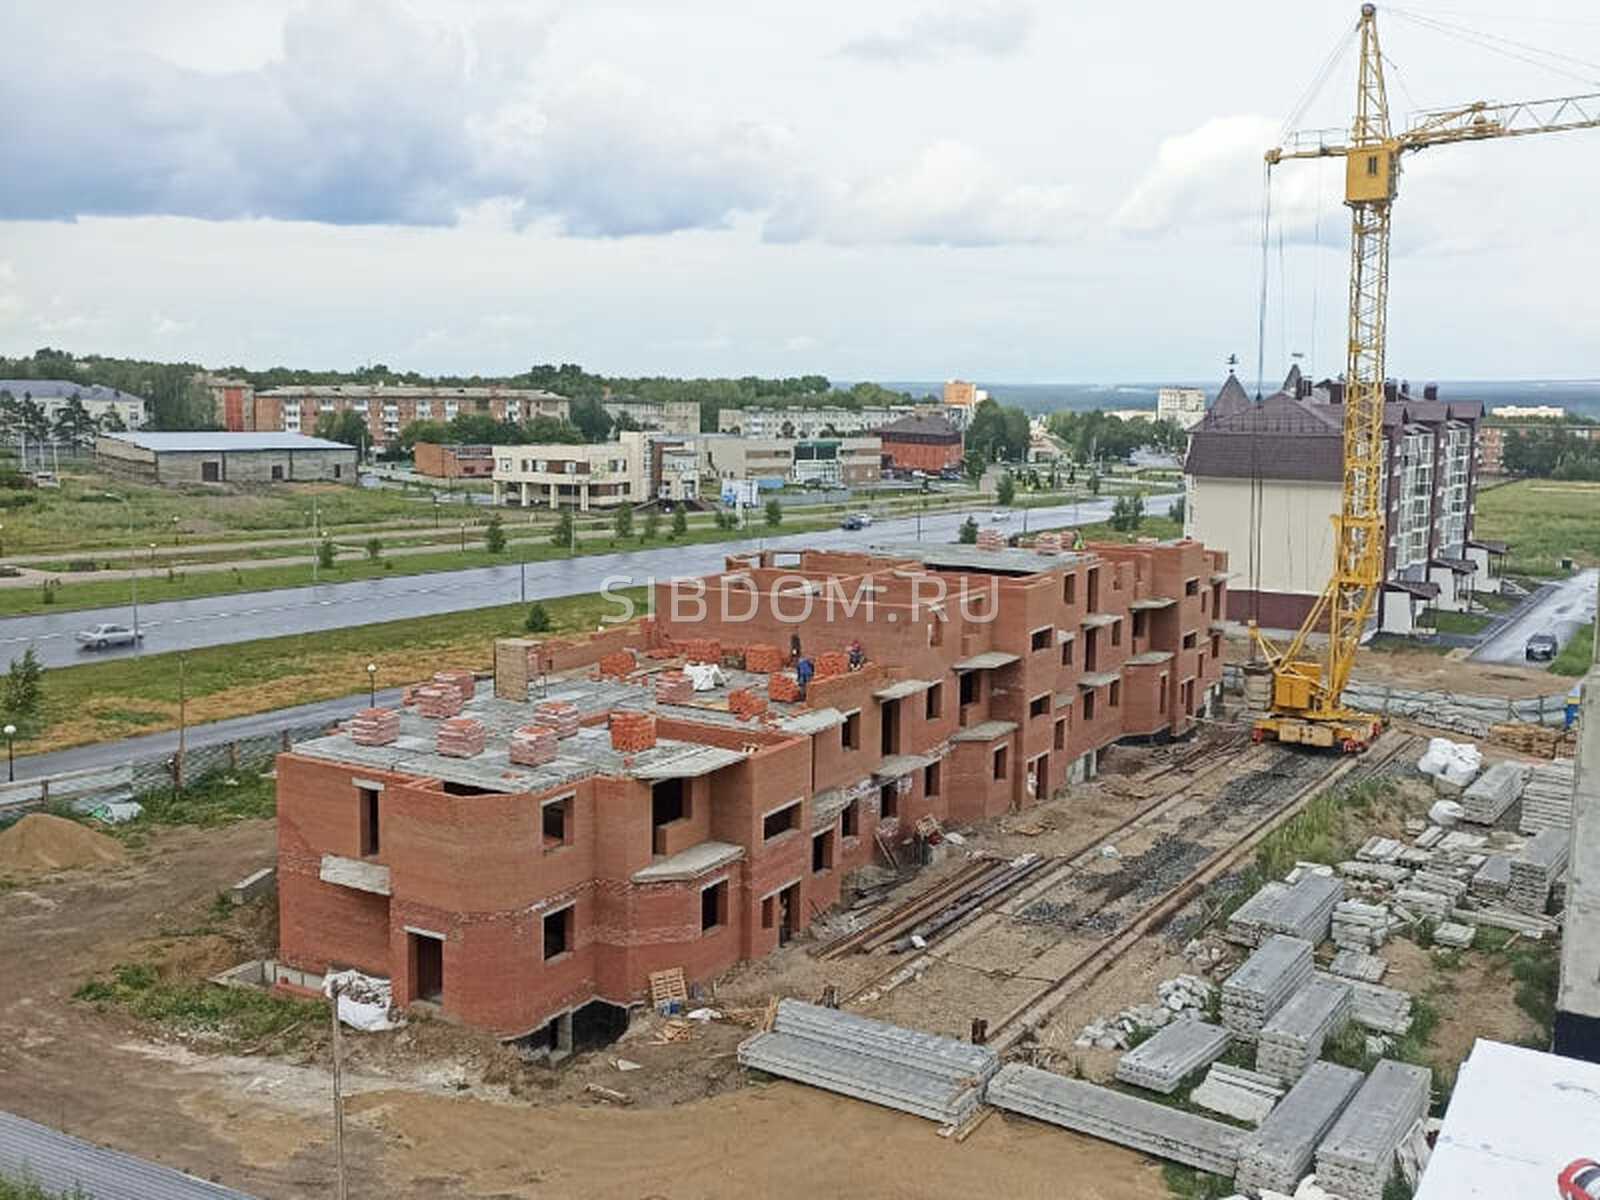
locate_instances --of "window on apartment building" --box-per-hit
[1199,590,1208,615]
[542,795,573,851]
[1054,716,1067,750]
[924,762,941,797]
[1111,619,1122,648]
[1180,630,1198,651]
[880,782,899,821]
[1029,693,1049,719]
[701,880,728,933]
[1185,578,1199,596]
[1061,638,1073,667]
[1211,633,1222,661]
[1132,610,1147,639]
[959,672,980,706]
[1063,573,1077,605]
[812,830,835,874]
[1083,690,1097,721]
[1159,674,1169,714]
[841,799,859,838]
[992,747,1008,781]
[881,700,901,755]
[763,801,801,841]
[543,905,573,961]
[925,683,943,720]
[1084,628,1099,672]
[1087,568,1101,611]
[841,711,861,750]
[1109,680,1121,709]
[1030,627,1052,652]
[359,787,381,857]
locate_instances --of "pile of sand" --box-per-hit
[0,812,126,874]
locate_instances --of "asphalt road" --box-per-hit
[0,495,1175,670]
[1470,567,1599,666]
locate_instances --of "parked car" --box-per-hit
[1525,632,1559,662]
[76,622,142,650]
[853,512,874,526]
[1559,1159,1600,1200]
[839,515,865,531]
[990,510,1012,523]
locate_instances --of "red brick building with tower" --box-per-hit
[877,413,964,474]
[273,536,1228,1050]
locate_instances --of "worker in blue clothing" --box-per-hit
[1567,682,1583,731]
[796,654,814,700]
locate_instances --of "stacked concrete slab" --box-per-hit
[987,1064,1242,1175]
[1229,874,1342,947]
[1190,1063,1284,1125]
[1256,976,1352,1083]
[737,1000,997,1125]
[1460,761,1530,825]
[1222,935,1314,1041]
[1470,854,1511,902]
[1234,1061,1364,1198]
[1331,900,1390,950]
[1114,1020,1231,1094]
[1519,758,1575,835]
[1315,1059,1430,1200]
[1227,881,1290,946]
[1328,948,1387,983]
[1319,973,1413,1035]
[1508,827,1570,915]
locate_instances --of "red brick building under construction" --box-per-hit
[274,537,1229,1050]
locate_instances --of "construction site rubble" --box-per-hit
[1327,948,1387,983]
[1417,737,1481,793]
[1221,935,1314,1042]
[736,1000,997,1126]
[1319,974,1412,1036]
[1233,1061,1365,1198]
[1075,975,1215,1050]
[1114,1019,1232,1094]
[1314,1059,1430,1200]
[1330,900,1391,951]
[987,1064,1243,1176]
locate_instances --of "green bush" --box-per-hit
[484,513,506,553]
[524,602,551,633]
[365,536,382,561]
[316,538,335,570]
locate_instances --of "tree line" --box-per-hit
[1500,426,1600,481]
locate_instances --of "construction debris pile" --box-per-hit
[1073,975,1215,1050]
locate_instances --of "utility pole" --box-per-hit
[176,654,187,790]
[330,979,348,1200]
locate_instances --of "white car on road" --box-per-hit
[75,623,143,650]
[990,510,1012,522]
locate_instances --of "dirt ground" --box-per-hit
[1222,632,1565,699]
[0,816,1170,1199]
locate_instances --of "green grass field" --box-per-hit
[1553,623,1595,677]
[1476,479,1600,579]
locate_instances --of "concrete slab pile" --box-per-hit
[986,1064,1243,1175]
[1460,761,1530,825]
[348,707,399,747]
[1328,949,1387,983]
[1314,1059,1430,1200]
[1190,1064,1285,1125]
[1450,904,1560,938]
[1470,854,1511,902]
[1229,875,1343,947]
[1393,887,1453,922]
[1233,1061,1364,1198]
[1411,870,1469,904]
[1256,976,1352,1084]
[1331,901,1390,951]
[1115,1020,1232,1094]
[1316,973,1412,1036]
[1518,759,1575,836]
[1222,935,1314,1042]
[737,1000,998,1125]
[1508,827,1570,915]
[1338,861,1412,886]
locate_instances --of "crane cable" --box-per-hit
[1387,7,1600,87]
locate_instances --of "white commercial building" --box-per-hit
[0,380,148,430]
[1157,387,1208,430]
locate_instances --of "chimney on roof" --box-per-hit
[1423,383,1439,401]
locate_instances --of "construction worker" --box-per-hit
[795,655,814,701]
[848,639,865,671]
[1568,682,1583,731]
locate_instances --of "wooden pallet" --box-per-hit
[648,967,688,1010]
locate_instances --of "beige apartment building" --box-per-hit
[702,435,882,486]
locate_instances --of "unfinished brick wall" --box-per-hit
[598,650,636,679]
[743,643,785,672]
[814,651,850,680]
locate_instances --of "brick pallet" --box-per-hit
[1114,1020,1232,1095]
[1234,1061,1364,1198]
[1459,761,1530,825]
[1518,759,1575,835]
[348,707,400,747]
[653,671,692,705]
[1190,1063,1284,1125]
[533,700,580,738]
[986,1064,1242,1176]
[737,1000,997,1125]
[1255,976,1352,1084]
[436,717,486,758]
[1315,1059,1430,1200]
[431,669,477,703]
[1221,935,1314,1042]
[1508,827,1570,915]
[508,724,559,767]
[413,684,464,719]
[1331,900,1390,951]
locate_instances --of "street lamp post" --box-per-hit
[4,724,15,782]
[171,514,181,547]
[459,521,467,552]
[366,662,377,707]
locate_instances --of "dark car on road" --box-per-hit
[839,515,865,531]
[1526,633,1559,662]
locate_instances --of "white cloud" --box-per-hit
[769,141,1084,247]
[839,2,1033,62]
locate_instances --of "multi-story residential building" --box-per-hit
[491,432,642,510]
[1184,367,1493,634]
[716,405,908,439]
[1490,404,1565,420]
[1157,387,1208,430]
[702,436,881,486]
[272,537,1228,1042]
[413,443,494,480]
[602,398,700,436]
[0,380,148,430]
[878,413,963,473]
[940,380,986,431]
[213,384,569,449]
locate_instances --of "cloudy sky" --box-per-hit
[3,0,1598,383]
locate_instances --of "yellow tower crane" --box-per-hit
[1251,3,1600,752]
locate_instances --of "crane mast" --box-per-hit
[1251,4,1600,751]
